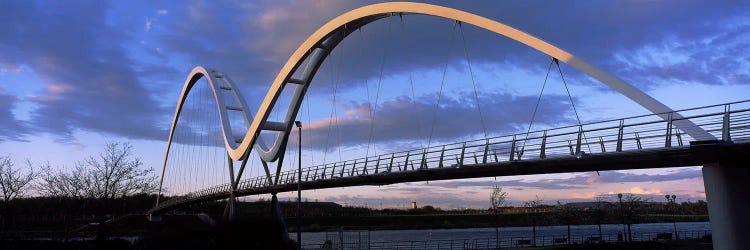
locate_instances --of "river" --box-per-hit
[301,221,711,247]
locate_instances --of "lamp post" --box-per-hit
[671,195,678,240]
[618,193,625,242]
[295,120,302,250]
[665,195,671,239]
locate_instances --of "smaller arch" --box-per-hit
[156,67,269,205]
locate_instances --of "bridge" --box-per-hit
[149,3,750,250]
[152,100,750,212]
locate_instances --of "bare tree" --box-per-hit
[524,196,544,247]
[28,143,158,240]
[619,193,648,242]
[490,186,508,247]
[37,142,158,200]
[554,201,579,244]
[593,195,609,241]
[0,156,39,232]
[0,156,37,203]
[83,142,158,199]
[523,195,544,210]
[36,162,88,198]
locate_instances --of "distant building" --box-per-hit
[502,205,555,214]
[564,201,616,210]
[411,200,417,209]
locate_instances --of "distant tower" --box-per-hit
[411,200,417,209]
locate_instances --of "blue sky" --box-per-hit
[1,1,748,208]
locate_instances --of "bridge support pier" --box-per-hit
[222,193,236,221]
[270,194,291,243]
[702,162,750,250]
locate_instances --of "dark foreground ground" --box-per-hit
[1,217,296,250]
[0,238,713,250]
[0,214,714,250]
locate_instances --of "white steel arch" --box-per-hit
[230,1,712,161]
[159,2,714,200]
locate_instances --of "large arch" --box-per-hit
[226,2,712,161]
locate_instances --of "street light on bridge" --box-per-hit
[295,120,302,250]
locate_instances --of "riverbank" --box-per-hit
[529,239,712,250]
[300,222,712,248]
[294,213,707,232]
[0,230,711,250]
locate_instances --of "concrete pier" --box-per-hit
[703,162,750,250]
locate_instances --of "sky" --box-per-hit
[1,0,749,209]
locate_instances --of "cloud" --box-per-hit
[426,168,703,191]
[179,0,749,91]
[148,0,750,139]
[317,168,706,207]
[0,88,30,141]
[0,63,22,73]
[315,190,491,209]
[607,186,662,196]
[614,25,750,86]
[0,1,169,142]
[2,0,748,146]
[427,179,582,191]
[293,91,574,150]
[592,169,703,184]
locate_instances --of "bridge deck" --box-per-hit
[152,141,748,214]
[151,100,750,214]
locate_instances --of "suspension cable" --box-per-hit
[304,97,314,167]
[427,20,458,149]
[458,21,488,139]
[189,85,198,194]
[321,49,338,165]
[211,101,218,188]
[400,14,424,149]
[334,30,346,162]
[201,80,208,190]
[365,16,393,158]
[198,83,205,190]
[288,128,298,172]
[290,57,313,172]
[521,58,555,151]
[248,151,255,181]
[358,28,375,151]
[179,108,186,194]
[554,58,592,154]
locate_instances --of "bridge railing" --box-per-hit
[266,100,749,186]
[158,100,750,210]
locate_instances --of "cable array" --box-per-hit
[161,78,230,201]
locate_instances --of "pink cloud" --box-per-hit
[0,63,22,73]
[47,84,73,95]
[608,186,662,195]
